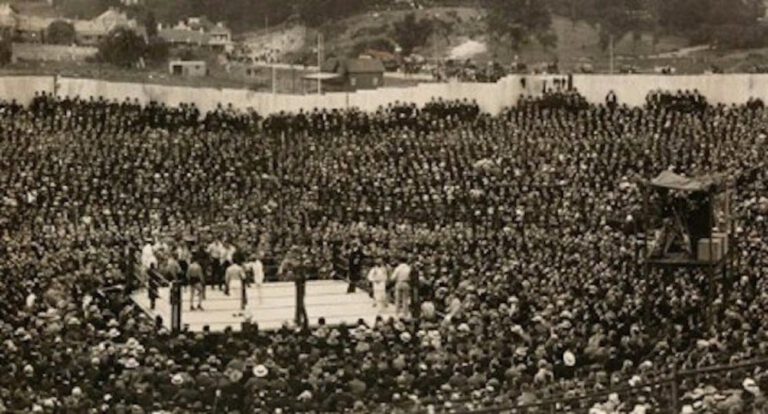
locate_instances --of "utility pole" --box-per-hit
[317,33,323,95]
[272,65,277,94]
[609,34,615,74]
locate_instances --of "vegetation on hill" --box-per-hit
[484,0,557,50]
[549,0,768,49]
[96,26,167,68]
[47,20,76,45]
[393,13,434,55]
[48,0,768,69]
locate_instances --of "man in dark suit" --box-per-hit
[280,246,308,330]
[347,240,363,293]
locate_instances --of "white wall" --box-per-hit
[4,74,768,115]
[571,74,768,106]
[53,75,536,114]
[0,76,55,105]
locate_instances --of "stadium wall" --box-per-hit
[0,76,56,105]
[5,74,767,114]
[570,74,768,106]
[0,75,547,114]
[52,75,547,114]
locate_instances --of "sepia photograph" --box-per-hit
[0,0,767,413]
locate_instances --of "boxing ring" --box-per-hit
[131,279,396,332]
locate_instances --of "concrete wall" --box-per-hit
[53,75,545,114]
[571,74,768,106]
[0,76,55,104]
[3,74,768,115]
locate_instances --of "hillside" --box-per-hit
[12,0,768,74]
[241,8,690,70]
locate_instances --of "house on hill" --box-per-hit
[73,8,146,45]
[0,5,144,44]
[0,3,18,29]
[0,3,47,42]
[305,57,385,92]
[158,17,232,52]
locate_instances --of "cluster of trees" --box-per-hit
[484,0,557,50]
[659,0,768,48]
[47,20,76,45]
[56,0,429,33]
[393,13,434,55]
[96,27,168,68]
[0,34,11,66]
[296,0,370,27]
[549,0,768,49]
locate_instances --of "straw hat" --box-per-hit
[563,351,576,367]
[253,365,268,378]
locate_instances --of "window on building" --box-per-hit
[350,77,357,87]
[372,77,379,86]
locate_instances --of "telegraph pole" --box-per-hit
[609,34,615,74]
[317,33,323,95]
[272,65,277,94]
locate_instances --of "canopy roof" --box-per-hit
[646,170,726,192]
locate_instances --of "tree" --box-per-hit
[296,0,367,28]
[144,36,169,65]
[484,0,557,50]
[142,11,158,38]
[97,27,147,67]
[0,35,11,66]
[47,20,76,45]
[393,13,433,56]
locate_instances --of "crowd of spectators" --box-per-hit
[645,89,708,113]
[1,87,768,413]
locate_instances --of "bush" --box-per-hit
[0,36,11,66]
[144,36,169,65]
[393,13,433,55]
[695,23,768,49]
[97,27,147,68]
[47,20,76,45]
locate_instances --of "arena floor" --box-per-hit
[131,280,396,332]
